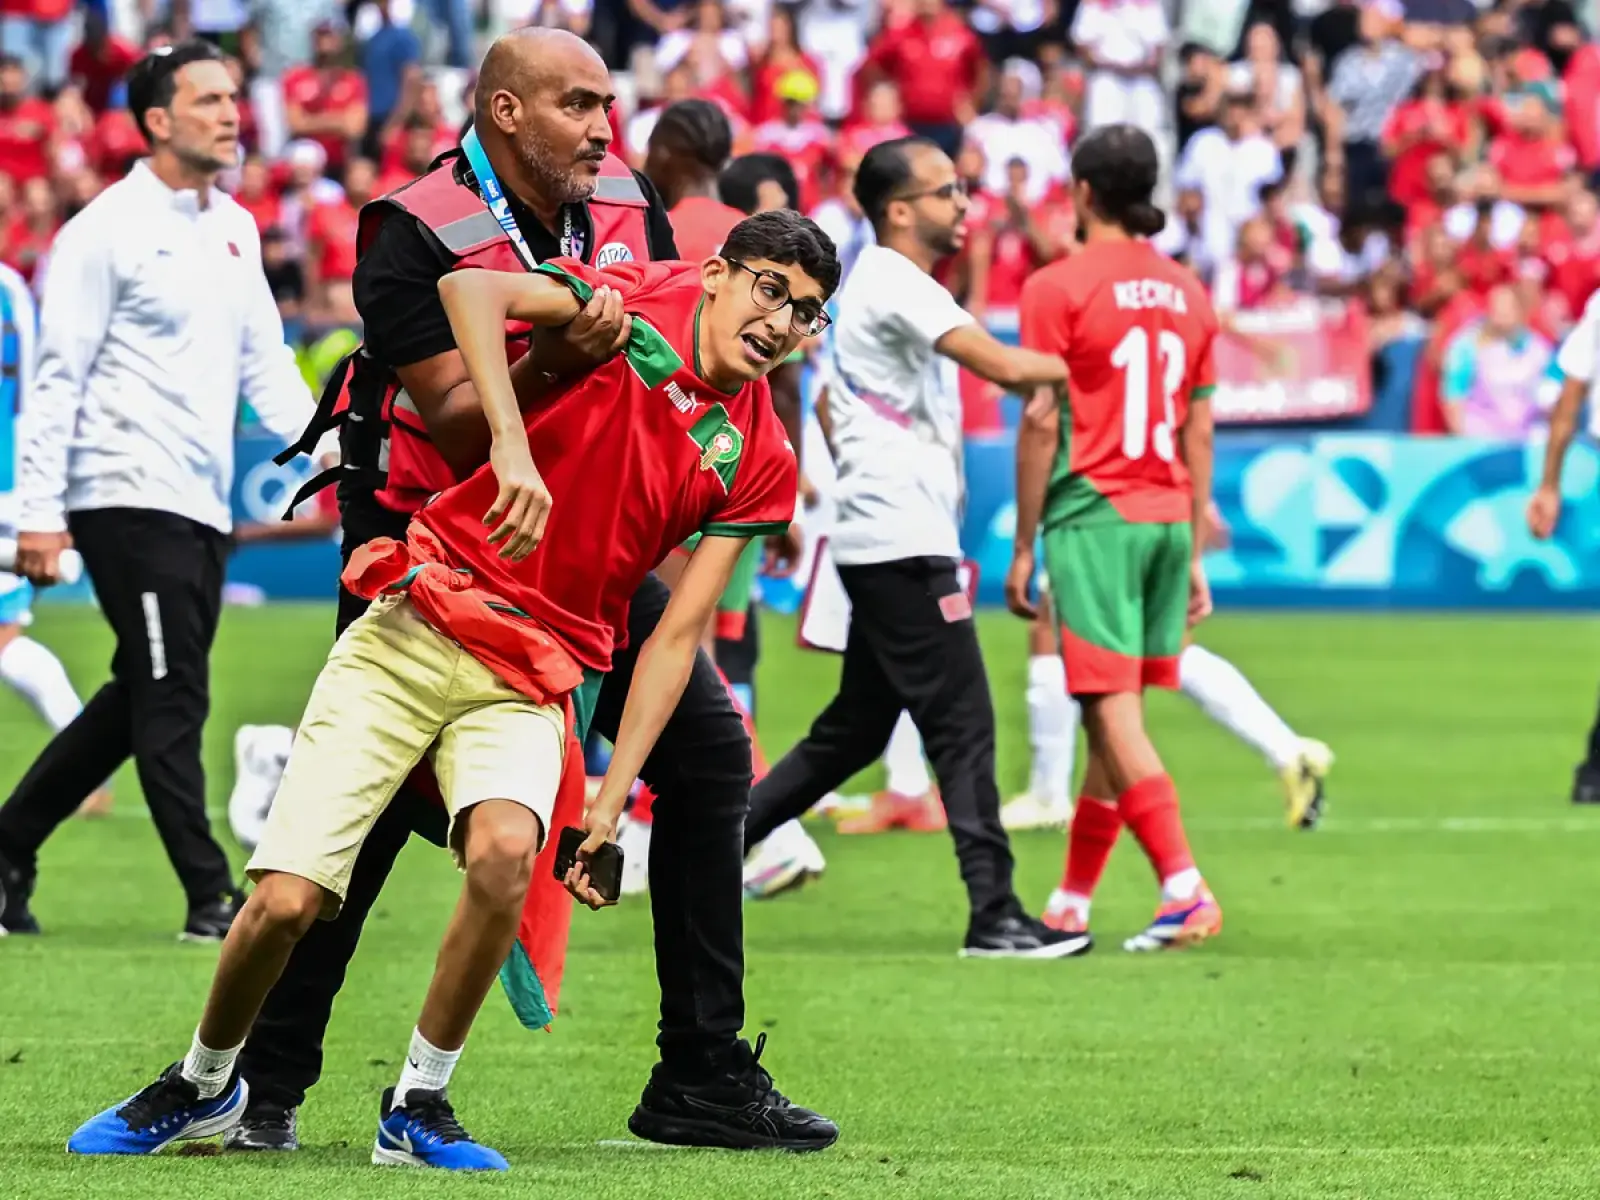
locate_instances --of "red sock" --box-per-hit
[1061,796,1122,897]
[1116,774,1195,881]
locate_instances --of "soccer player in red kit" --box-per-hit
[1007,124,1223,953]
[68,210,840,1169]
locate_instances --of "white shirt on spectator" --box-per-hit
[825,244,973,566]
[1072,0,1169,131]
[1444,200,1526,251]
[811,196,875,284]
[1555,290,1600,436]
[799,0,871,121]
[654,30,750,76]
[16,162,316,536]
[1175,125,1282,268]
[1153,218,1217,283]
[966,111,1070,203]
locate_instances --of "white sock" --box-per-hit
[1179,645,1300,770]
[181,1029,242,1099]
[1161,867,1203,902]
[1046,887,1092,921]
[1025,655,1079,804]
[883,712,931,797]
[0,635,83,732]
[394,1027,463,1109]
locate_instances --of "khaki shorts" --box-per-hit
[246,593,566,918]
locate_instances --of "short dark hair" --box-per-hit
[853,136,938,233]
[721,209,842,301]
[126,39,225,142]
[718,153,799,215]
[649,99,732,173]
[1070,124,1166,239]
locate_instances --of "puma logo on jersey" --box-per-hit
[1113,279,1189,314]
[666,381,703,414]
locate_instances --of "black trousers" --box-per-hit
[0,508,234,905]
[239,491,752,1109]
[745,556,1018,925]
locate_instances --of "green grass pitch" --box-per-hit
[3,604,1600,1198]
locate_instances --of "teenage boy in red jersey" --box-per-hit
[1007,124,1223,954]
[68,209,841,1170]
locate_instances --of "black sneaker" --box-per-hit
[0,849,39,935]
[628,1033,838,1152]
[1572,762,1600,805]
[222,1099,299,1151]
[960,913,1093,959]
[180,889,244,943]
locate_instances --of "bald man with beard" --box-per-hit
[220,28,836,1160]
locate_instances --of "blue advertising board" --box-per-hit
[963,433,1600,610]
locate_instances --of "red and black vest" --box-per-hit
[275,149,653,515]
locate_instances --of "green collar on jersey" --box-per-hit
[692,298,741,397]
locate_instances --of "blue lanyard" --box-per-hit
[460,126,574,264]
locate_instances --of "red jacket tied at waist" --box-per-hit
[340,524,588,1029]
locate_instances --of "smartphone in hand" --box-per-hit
[552,826,624,904]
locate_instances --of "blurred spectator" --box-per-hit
[90,103,144,178]
[799,0,871,121]
[657,0,749,85]
[1323,6,1422,212]
[233,154,283,235]
[1153,184,1213,280]
[375,74,453,171]
[1489,87,1575,211]
[811,149,873,280]
[1175,89,1282,271]
[718,149,798,213]
[0,174,56,283]
[376,112,440,192]
[1440,284,1556,436]
[750,68,833,212]
[966,59,1068,203]
[0,55,51,185]
[358,0,422,137]
[838,78,910,159]
[1071,0,1167,132]
[1229,22,1304,177]
[858,0,986,155]
[0,0,71,91]
[969,0,1053,67]
[49,84,94,179]
[966,156,1071,317]
[262,226,307,332]
[1561,39,1600,177]
[277,138,345,260]
[305,156,374,325]
[1213,214,1293,315]
[1546,186,1600,323]
[68,11,140,115]
[1175,44,1224,153]
[282,19,368,176]
[749,6,821,126]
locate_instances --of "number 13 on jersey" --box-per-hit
[1111,327,1186,464]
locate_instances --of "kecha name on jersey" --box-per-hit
[1112,279,1189,314]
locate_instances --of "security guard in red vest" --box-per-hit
[234,28,836,1155]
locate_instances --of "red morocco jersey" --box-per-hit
[669,195,748,263]
[1019,238,1218,527]
[415,259,797,672]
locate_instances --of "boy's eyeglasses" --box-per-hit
[725,259,832,337]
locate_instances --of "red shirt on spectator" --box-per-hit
[1545,226,1600,319]
[0,97,52,184]
[0,214,56,282]
[861,10,984,127]
[308,196,360,282]
[378,121,455,175]
[1,0,72,22]
[1489,131,1575,193]
[837,118,911,160]
[750,117,834,213]
[1384,98,1471,208]
[237,187,282,237]
[1021,96,1077,148]
[1456,242,1514,297]
[91,107,143,178]
[1564,45,1600,171]
[69,35,140,114]
[281,65,366,171]
[749,51,825,127]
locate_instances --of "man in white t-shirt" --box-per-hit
[742,135,1088,958]
[1528,288,1600,806]
[1174,90,1282,271]
[1071,0,1169,132]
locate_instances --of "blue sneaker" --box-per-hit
[68,1063,248,1155]
[372,1087,508,1171]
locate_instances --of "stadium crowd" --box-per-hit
[0,0,1595,435]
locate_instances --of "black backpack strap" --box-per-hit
[274,349,359,467]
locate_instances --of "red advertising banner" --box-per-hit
[1211,299,1372,424]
